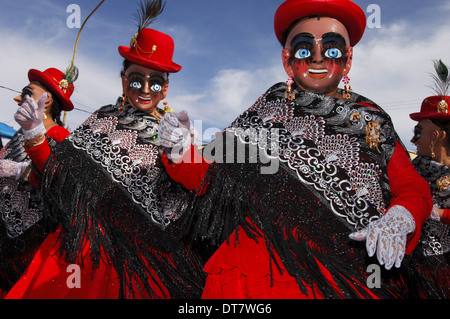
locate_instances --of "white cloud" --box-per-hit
[350,21,450,150]
[168,57,286,131]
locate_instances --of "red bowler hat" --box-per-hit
[28,68,75,111]
[410,96,450,121]
[118,28,181,73]
[274,0,367,47]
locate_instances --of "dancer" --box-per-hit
[6,0,204,299]
[159,0,432,298]
[0,67,75,297]
[407,59,450,298]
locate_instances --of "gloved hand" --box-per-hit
[349,205,415,270]
[0,159,29,180]
[14,93,47,140]
[430,205,441,221]
[159,111,197,163]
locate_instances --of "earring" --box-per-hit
[122,94,128,106]
[430,144,436,159]
[162,101,173,113]
[342,76,352,100]
[285,77,295,101]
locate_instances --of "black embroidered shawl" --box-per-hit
[40,98,204,298]
[0,130,57,291]
[183,83,421,299]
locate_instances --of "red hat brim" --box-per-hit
[274,0,367,47]
[409,112,450,121]
[409,95,450,121]
[28,69,74,111]
[118,46,182,73]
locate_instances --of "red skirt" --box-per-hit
[202,226,378,299]
[5,229,169,299]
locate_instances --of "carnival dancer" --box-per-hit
[0,67,76,297]
[6,0,204,299]
[159,0,432,298]
[406,59,450,298]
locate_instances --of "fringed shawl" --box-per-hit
[39,99,205,298]
[182,83,421,298]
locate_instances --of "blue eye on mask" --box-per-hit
[294,48,311,59]
[128,76,165,93]
[151,83,162,93]
[325,48,342,59]
[130,81,142,89]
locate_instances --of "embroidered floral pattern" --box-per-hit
[70,99,183,227]
[0,131,43,238]
[227,84,395,230]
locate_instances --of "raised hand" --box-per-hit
[159,111,195,163]
[14,93,47,140]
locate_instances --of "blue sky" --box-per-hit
[1,0,450,150]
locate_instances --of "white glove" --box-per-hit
[0,159,30,180]
[159,111,196,163]
[14,93,47,140]
[430,205,441,221]
[349,205,415,270]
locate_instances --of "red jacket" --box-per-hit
[26,125,70,187]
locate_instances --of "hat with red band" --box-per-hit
[118,28,181,73]
[274,0,367,47]
[28,68,75,112]
[410,96,450,121]
[410,60,450,122]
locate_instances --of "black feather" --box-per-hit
[435,59,448,82]
[429,59,450,97]
[133,0,165,33]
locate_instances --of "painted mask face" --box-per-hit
[122,63,168,114]
[282,17,352,96]
[14,82,49,106]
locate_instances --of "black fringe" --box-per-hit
[182,136,417,299]
[40,139,205,299]
[403,245,450,298]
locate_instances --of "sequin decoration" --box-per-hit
[365,121,381,153]
[437,99,448,113]
[437,175,450,191]
[59,79,69,91]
